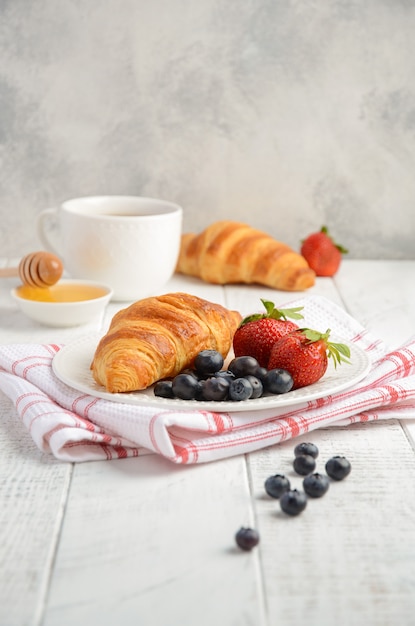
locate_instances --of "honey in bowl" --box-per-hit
[12,279,113,327]
[15,283,109,302]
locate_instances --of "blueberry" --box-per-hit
[229,377,253,401]
[280,489,307,516]
[228,356,260,377]
[303,473,330,497]
[264,369,294,395]
[194,350,224,376]
[195,380,206,401]
[254,366,268,382]
[201,376,230,401]
[245,375,263,399]
[180,368,199,379]
[154,380,174,399]
[264,474,290,499]
[325,456,352,481]
[214,370,236,383]
[235,527,260,551]
[294,442,319,459]
[172,373,202,400]
[293,454,316,476]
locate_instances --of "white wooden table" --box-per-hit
[1,259,415,626]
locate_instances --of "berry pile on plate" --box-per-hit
[154,298,351,402]
[154,351,294,402]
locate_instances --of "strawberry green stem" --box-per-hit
[240,299,304,326]
[299,327,351,367]
[321,226,349,254]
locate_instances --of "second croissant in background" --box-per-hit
[176,220,315,291]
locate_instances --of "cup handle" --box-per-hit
[36,208,61,256]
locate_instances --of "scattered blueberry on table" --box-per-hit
[303,473,330,498]
[233,443,353,549]
[280,489,308,516]
[235,527,260,551]
[259,444,351,527]
[293,453,317,476]
[294,442,319,459]
[325,456,352,480]
[264,474,291,499]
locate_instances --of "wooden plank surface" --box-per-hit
[43,455,267,626]
[1,260,415,626]
[248,421,415,626]
[0,395,72,626]
[334,260,415,350]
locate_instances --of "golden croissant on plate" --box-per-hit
[91,292,242,393]
[176,220,315,291]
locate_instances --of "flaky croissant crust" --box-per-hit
[90,292,242,393]
[176,220,315,291]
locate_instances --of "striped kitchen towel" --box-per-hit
[0,295,415,463]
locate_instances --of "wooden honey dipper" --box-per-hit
[0,251,64,287]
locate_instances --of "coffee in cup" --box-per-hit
[37,196,183,301]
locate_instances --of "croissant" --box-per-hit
[176,220,315,291]
[91,292,242,393]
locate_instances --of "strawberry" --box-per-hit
[268,328,351,389]
[233,299,304,368]
[300,226,348,277]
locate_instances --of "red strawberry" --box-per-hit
[301,226,348,277]
[233,299,304,368]
[268,328,351,389]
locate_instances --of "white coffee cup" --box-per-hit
[37,196,183,301]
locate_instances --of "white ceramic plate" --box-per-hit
[52,334,372,413]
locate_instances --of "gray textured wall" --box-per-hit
[1,0,414,259]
